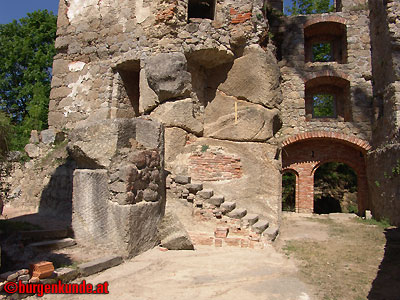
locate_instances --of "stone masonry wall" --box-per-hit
[367,0,400,226]
[50,0,283,226]
[278,10,373,143]
[69,118,166,257]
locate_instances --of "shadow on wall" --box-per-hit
[368,227,400,300]
[38,157,77,229]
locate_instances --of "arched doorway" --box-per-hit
[313,162,358,214]
[282,131,371,215]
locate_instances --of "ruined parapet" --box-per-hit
[69,118,165,257]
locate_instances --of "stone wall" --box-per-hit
[50,0,283,226]
[69,118,166,257]
[367,0,400,226]
[278,10,373,142]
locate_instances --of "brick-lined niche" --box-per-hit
[189,146,242,181]
[304,19,347,63]
[305,75,351,121]
[188,0,215,21]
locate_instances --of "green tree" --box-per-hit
[286,0,334,15]
[0,10,57,150]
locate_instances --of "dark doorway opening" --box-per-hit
[282,172,296,212]
[188,0,215,20]
[314,162,358,214]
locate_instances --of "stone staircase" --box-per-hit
[167,174,279,248]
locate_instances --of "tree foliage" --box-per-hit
[0,10,57,151]
[285,0,334,15]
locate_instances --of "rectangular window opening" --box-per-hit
[312,42,333,62]
[312,94,336,118]
[188,0,215,20]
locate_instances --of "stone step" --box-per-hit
[227,208,247,219]
[263,225,279,241]
[78,256,123,277]
[197,189,214,199]
[242,214,259,227]
[187,183,203,194]
[29,238,76,251]
[19,229,70,243]
[220,201,236,214]
[207,195,225,207]
[252,220,269,234]
[174,175,191,184]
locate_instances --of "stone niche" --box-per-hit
[68,118,165,258]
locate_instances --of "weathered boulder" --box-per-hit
[157,211,194,250]
[204,92,282,142]
[145,53,192,102]
[41,129,56,144]
[218,45,282,109]
[24,144,40,158]
[150,98,203,135]
[68,119,163,168]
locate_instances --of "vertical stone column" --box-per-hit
[296,163,315,213]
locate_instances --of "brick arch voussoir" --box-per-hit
[304,15,347,29]
[311,158,365,178]
[303,70,350,83]
[282,131,372,153]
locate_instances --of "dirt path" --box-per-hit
[34,245,314,300]
[23,212,395,300]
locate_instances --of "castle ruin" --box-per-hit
[12,0,400,256]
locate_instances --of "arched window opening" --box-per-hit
[304,21,347,64]
[282,171,296,212]
[188,0,215,21]
[314,162,358,214]
[305,76,351,121]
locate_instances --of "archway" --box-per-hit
[313,162,358,214]
[282,131,370,215]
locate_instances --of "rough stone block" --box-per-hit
[54,267,80,283]
[365,210,372,220]
[157,211,194,250]
[207,195,225,207]
[187,183,203,194]
[197,189,214,199]
[174,175,191,184]
[252,220,270,234]
[29,238,76,250]
[145,52,192,102]
[263,225,279,241]
[242,214,259,227]
[18,275,30,282]
[40,129,56,144]
[24,144,40,158]
[78,256,123,277]
[227,208,247,219]
[0,271,18,282]
[220,202,236,214]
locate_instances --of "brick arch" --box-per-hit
[282,132,370,215]
[304,16,347,29]
[303,71,350,83]
[282,131,372,153]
